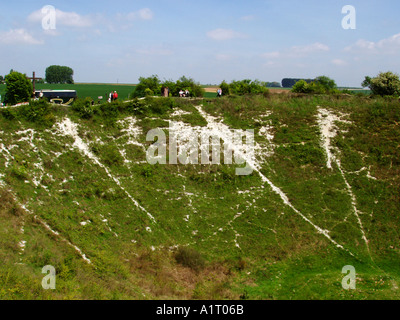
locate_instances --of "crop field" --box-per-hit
[0,93,399,300]
[0,83,136,103]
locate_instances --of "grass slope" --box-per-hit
[0,94,399,300]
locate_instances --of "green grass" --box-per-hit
[0,93,399,300]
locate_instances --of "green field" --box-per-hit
[0,83,137,103]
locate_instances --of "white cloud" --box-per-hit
[138,8,154,20]
[0,28,43,45]
[28,8,94,28]
[215,54,231,61]
[107,8,154,32]
[260,51,280,59]
[207,29,247,41]
[261,42,329,61]
[289,42,330,56]
[331,59,348,66]
[345,39,375,51]
[240,15,255,21]
[135,46,173,56]
[263,61,280,68]
[344,33,400,54]
[27,7,153,34]
[123,8,154,21]
[42,29,60,37]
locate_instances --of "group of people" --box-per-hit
[179,89,190,98]
[108,91,118,103]
[162,88,190,98]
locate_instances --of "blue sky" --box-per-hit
[0,0,399,86]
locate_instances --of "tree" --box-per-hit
[131,75,161,98]
[45,65,74,84]
[314,76,337,91]
[0,75,4,84]
[4,71,33,105]
[219,81,230,96]
[362,71,400,96]
[161,79,177,97]
[282,78,314,88]
[291,76,337,94]
[175,76,204,97]
[222,79,268,96]
[291,80,311,93]
[266,82,281,88]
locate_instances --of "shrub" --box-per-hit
[148,97,176,115]
[9,165,28,181]
[4,71,33,105]
[125,99,150,116]
[291,80,311,93]
[72,98,95,119]
[175,76,205,97]
[314,76,337,92]
[131,75,205,98]
[291,76,338,94]
[140,164,154,178]
[282,78,314,88]
[362,72,400,96]
[219,81,230,96]
[18,99,55,127]
[220,79,269,96]
[175,247,205,272]
[161,76,205,98]
[131,75,161,98]
[0,108,17,120]
[144,88,154,97]
[99,101,123,125]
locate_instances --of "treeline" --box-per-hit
[219,79,269,96]
[291,76,338,94]
[130,75,204,98]
[282,78,314,88]
[132,76,273,98]
[289,72,400,97]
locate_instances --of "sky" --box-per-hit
[0,0,399,87]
